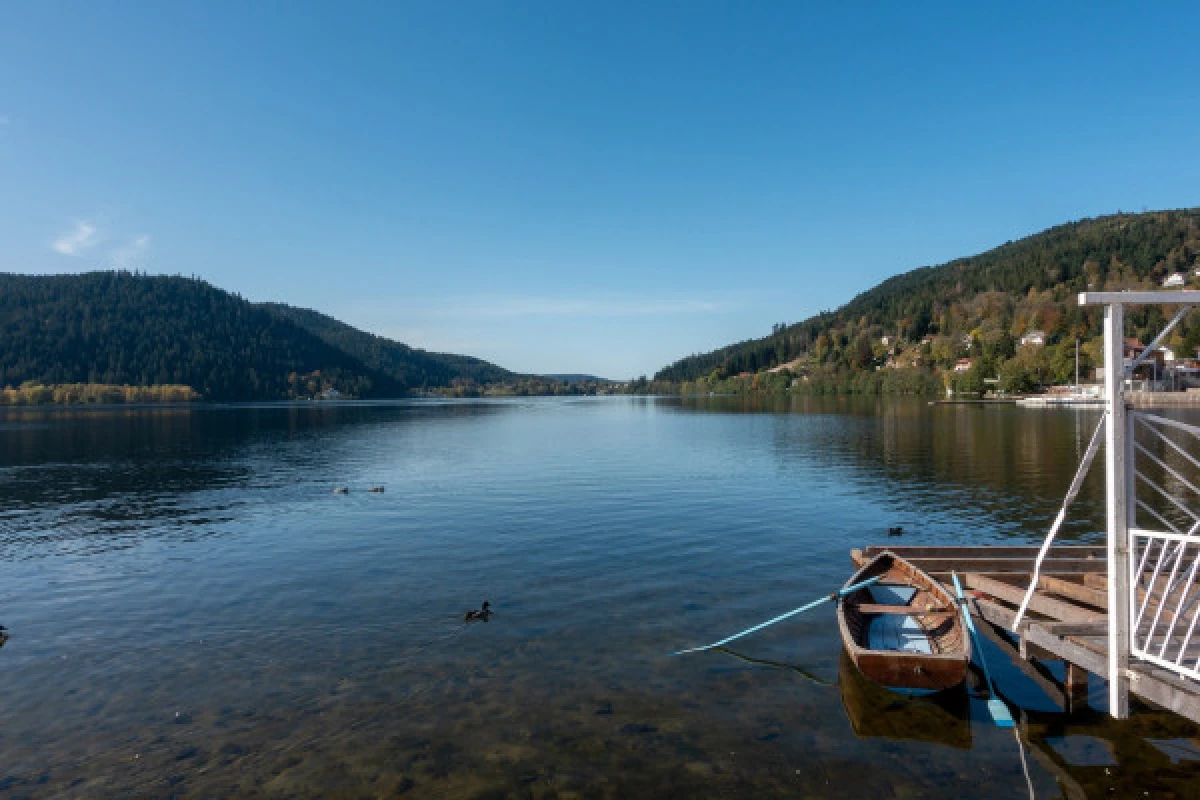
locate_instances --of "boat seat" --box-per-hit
[852,603,954,616]
[867,614,934,654]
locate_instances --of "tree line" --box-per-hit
[655,209,1200,393]
[0,271,517,402]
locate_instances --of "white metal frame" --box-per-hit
[1127,412,1200,683]
[1078,291,1198,717]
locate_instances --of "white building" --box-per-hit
[1163,272,1187,288]
[1020,330,1046,347]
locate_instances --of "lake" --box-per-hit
[1,396,1197,798]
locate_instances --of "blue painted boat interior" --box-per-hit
[865,584,933,655]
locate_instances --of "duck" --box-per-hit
[887,526,904,536]
[464,601,492,622]
[333,487,349,495]
[368,486,385,493]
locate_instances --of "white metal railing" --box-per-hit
[1129,412,1200,682]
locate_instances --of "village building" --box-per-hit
[1019,329,1046,347]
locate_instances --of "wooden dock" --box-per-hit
[851,545,1200,725]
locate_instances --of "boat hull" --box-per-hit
[836,550,970,693]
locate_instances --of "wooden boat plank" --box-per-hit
[852,603,955,616]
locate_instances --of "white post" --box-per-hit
[1104,303,1132,718]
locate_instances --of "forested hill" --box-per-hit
[259,303,515,387]
[0,272,513,401]
[656,209,1200,387]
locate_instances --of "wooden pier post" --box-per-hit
[1065,661,1089,714]
[1103,303,1131,718]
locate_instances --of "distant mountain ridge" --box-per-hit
[655,209,1200,388]
[0,271,515,401]
[541,373,614,384]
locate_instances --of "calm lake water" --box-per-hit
[1,396,1198,798]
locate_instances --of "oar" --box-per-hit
[952,572,1014,728]
[671,575,882,656]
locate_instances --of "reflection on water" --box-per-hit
[837,648,972,750]
[0,397,1197,797]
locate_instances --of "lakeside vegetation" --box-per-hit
[656,210,1200,396]
[0,383,200,406]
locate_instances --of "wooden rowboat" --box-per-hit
[836,550,970,694]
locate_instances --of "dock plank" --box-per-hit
[905,557,1107,573]
[964,573,1107,623]
[1038,575,1108,609]
[862,545,1105,559]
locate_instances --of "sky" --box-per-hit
[2,2,1199,379]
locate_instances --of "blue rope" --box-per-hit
[672,575,882,656]
[952,572,1015,728]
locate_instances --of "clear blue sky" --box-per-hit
[2,2,1198,378]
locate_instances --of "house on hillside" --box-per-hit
[1119,337,1165,377]
[880,335,891,346]
[1163,272,1187,288]
[319,388,343,400]
[1124,337,1146,361]
[1020,330,1046,347]
[954,358,974,373]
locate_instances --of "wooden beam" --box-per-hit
[862,545,1105,559]
[931,571,1094,584]
[965,573,1106,623]
[972,596,1021,629]
[1084,573,1107,590]
[1039,622,1109,636]
[970,614,1066,708]
[1019,636,1059,661]
[910,557,1107,573]
[1024,625,1109,678]
[1065,661,1089,707]
[1038,574,1107,609]
[1130,665,1200,724]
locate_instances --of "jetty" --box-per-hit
[871,290,1200,727]
[850,545,1200,723]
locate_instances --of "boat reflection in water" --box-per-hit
[715,646,972,750]
[838,648,972,750]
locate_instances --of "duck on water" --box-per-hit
[465,601,492,622]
